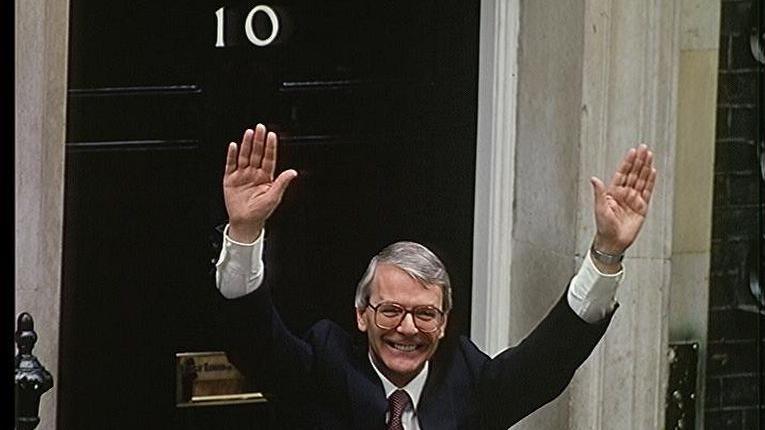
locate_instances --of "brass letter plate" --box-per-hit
[176,351,268,407]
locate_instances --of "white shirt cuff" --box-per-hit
[567,249,624,323]
[215,224,266,299]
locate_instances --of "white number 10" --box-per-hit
[215,5,280,48]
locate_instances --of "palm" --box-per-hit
[223,125,297,241]
[224,163,274,224]
[591,145,657,253]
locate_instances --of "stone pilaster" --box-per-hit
[570,0,682,428]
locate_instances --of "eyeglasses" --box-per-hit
[367,302,445,333]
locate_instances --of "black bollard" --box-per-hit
[15,313,54,430]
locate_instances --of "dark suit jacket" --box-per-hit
[216,277,613,430]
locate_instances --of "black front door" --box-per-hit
[61,2,479,428]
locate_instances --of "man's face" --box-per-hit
[356,263,448,387]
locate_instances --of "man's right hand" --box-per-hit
[223,124,297,243]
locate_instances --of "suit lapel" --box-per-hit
[418,355,459,430]
[348,342,387,430]
[417,363,457,430]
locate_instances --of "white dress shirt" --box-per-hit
[214,225,624,428]
[370,354,428,430]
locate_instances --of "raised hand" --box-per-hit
[590,144,657,258]
[223,124,297,243]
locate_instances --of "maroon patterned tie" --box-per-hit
[386,389,411,430]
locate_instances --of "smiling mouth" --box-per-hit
[386,341,421,352]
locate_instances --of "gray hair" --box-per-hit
[354,241,452,313]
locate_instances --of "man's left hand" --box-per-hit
[590,144,657,256]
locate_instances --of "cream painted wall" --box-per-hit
[15,0,70,428]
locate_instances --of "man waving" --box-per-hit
[214,123,657,429]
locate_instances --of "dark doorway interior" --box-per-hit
[60,1,479,429]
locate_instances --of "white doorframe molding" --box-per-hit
[471,0,519,356]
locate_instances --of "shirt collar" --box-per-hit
[368,352,428,411]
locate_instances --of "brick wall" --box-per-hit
[705,0,764,428]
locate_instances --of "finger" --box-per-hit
[625,144,647,188]
[238,129,254,169]
[265,169,298,202]
[644,148,653,168]
[262,131,278,179]
[635,150,653,192]
[225,142,238,175]
[609,148,637,188]
[251,124,266,168]
[642,168,657,203]
[590,176,607,209]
